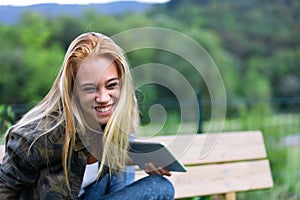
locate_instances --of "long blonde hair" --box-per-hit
[10,32,139,189]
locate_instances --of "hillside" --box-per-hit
[0,1,151,25]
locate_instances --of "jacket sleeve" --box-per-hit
[0,125,85,200]
[0,125,64,199]
[0,127,44,199]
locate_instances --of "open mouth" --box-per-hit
[95,105,113,114]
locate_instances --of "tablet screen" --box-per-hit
[129,141,187,172]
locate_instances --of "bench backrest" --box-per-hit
[135,130,274,199]
[0,145,4,162]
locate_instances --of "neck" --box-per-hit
[87,154,98,164]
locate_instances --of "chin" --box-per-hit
[97,119,109,125]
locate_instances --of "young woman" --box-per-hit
[0,32,174,199]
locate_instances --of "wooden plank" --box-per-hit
[135,159,274,199]
[0,145,4,162]
[225,192,236,200]
[135,130,267,165]
[0,131,266,165]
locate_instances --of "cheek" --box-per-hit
[77,93,95,109]
[113,89,121,100]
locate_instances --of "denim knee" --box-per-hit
[147,175,175,199]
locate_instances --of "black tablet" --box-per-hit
[129,141,187,172]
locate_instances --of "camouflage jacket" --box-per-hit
[0,120,91,200]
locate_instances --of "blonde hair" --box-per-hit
[11,32,139,189]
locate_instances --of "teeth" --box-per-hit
[96,106,111,113]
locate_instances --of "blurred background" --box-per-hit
[0,0,299,199]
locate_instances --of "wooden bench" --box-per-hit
[0,130,274,199]
[134,130,274,199]
[0,145,4,162]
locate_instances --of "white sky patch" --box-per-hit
[0,0,169,6]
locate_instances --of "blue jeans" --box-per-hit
[78,167,174,200]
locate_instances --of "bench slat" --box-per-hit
[0,145,4,162]
[135,130,267,165]
[135,159,274,199]
[0,131,266,164]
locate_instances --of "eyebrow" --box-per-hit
[79,77,120,87]
[106,77,120,83]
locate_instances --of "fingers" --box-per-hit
[144,162,172,176]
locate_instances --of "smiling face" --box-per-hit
[75,55,121,125]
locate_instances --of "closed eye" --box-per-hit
[106,81,120,89]
[82,86,97,93]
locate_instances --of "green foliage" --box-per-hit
[19,11,51,48]
[22,45,64,102]
[147,0,300,114]
[0,105,15,136]
[1,0,298,108]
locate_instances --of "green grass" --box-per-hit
[139,112,300,199]
[215,114,299,199]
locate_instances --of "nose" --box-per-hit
[95,89,110,103]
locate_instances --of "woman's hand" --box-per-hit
[144,162,172,176]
